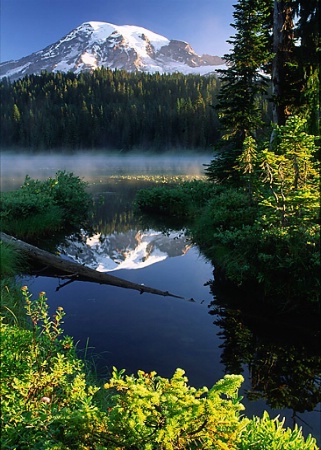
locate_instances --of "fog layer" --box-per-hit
[1,151,212,191]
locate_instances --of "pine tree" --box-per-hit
[259,116,320,227]
[206,0,272,182]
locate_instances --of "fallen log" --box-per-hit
[0,232,183,299]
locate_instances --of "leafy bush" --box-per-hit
[20,170,92,227]
[135,186,190,217]
[239,411,318,450]
[0,189,63,238]
[1,171,92,239]
[104,367,245,449]
[135,180,221,219]
[1,288,318,449]
[1,288,107,450]
[192,188,257,237]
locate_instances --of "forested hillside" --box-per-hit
[0,69,223,151]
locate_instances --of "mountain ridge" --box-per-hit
[0,21,224,81]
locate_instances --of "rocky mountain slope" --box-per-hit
[0,21,224,81]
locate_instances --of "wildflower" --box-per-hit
[40,396,51,404]
[21,286,28,291]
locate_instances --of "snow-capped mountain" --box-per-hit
[0,21,224,81]
[60,229,192,272]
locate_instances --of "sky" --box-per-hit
[0,0,235,63]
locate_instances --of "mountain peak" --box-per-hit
[0,21,224,81]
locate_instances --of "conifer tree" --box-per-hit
[259,116,320,227]
[271,0,320,133]
[206,0,272,182]
[293,0,320,135]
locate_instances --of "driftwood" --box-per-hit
[0,232,183,299]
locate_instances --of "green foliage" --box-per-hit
[135,138,320,302]
[0,242,29,327]
[198,117,320,304]
[258,116,320,227]
[0,186,62,238]
[235,136,259,201]
[194,188,257,232]
[216,0,271,142]
[255,224,320,304]
[135,180,221,219]
[1,287,106,450]
[0,280,27,327]
[0,69,220,150]
[1,289,318,449]
[0,240,25,277]
[1,171,92,239]
[239,412,318,450]
[104,367,246,449]
[21,170,92,227]
[207,0,320,182]
[207,0,272,182]
[135,186,190,217]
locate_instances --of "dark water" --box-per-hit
[1,152,320,444]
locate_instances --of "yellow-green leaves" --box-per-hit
[104,367,246,449]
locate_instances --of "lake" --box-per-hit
[1,151,320,444]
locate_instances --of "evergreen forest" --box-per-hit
[0,70,224,150]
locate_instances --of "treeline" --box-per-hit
[0,69,223,151]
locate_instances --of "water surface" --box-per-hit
[2,151,320,444]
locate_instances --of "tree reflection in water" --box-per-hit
[208,284,321,420]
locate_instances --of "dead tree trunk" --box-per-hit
[1,232,183,299]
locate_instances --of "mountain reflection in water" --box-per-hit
[60,229,192,272]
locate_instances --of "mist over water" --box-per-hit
[0,150,213,191]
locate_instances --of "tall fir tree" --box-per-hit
[206,0,320,183]
[205,0,272,182]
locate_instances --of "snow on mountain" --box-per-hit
[60,229,192,272]
[0,21,225,81]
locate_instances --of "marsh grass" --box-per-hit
[2,209,63,240]
[0,280,28,327]
[0,241,25,277]
[0,242,28,326]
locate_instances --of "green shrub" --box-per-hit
[135,180,221,219]
[20,170,92,228]
[194,188,257,232]
[1,288,318,449]
[0,288,107,450]
[0,171,92,240]
[239,411,318,450]
[104,367,245,449]
[179,179,223,209]
[135,186,190,217]
[0,189,63,238]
